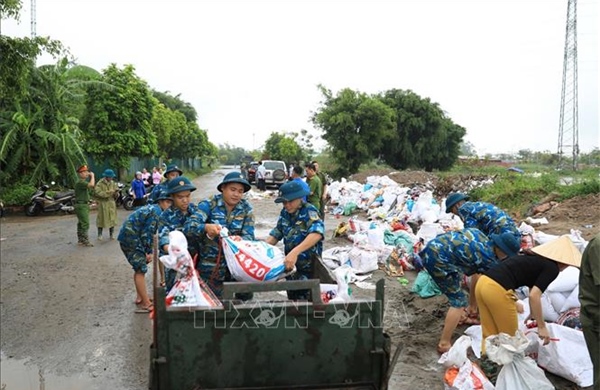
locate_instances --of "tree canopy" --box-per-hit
[312,86,466,176]
[80,64,157,170]
[312,85,396,177]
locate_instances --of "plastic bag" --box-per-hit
[439,335,494,390]
[160,231,221,308]
[411,270,442,298]
[220,228,286,282]
[485,331,554,390]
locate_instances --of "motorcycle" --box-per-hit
[115,182,135,211]
[25,182,76,216]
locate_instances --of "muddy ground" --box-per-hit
[0,167,597,389]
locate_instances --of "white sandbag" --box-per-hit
[220,228,286,282]
[517,299,531,330]
[438,335,494,390]
[533,231,558,245]
[485,331,554,390]
[464,325,483,358]
[559,286,580,313]
[518,222,536,236]
[546,291,567,314]
[322,247,352,269]
[540,293,560,322]
[546,266,579,292]
[367,225,385,248]
[568,229,588,252]
[417,222,444,245]
[536,323,593,387]
[160,231,222,308]
[348,247,379,274]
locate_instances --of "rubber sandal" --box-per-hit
[135,304,153,313]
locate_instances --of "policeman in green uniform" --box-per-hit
[74,165,95,247]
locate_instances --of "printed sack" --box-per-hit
[220,228,286,282]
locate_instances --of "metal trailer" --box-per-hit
[149,247,393,390]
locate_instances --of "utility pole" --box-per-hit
[31,0,37,38]
[556,0,579,170]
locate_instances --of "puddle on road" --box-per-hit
[0,357,94,390]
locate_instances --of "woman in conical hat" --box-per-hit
[475,235,582,353]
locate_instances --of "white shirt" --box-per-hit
[256,165,266,179]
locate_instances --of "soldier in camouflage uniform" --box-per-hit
[185,172,255,298]
[265,181,324,300]
[419,228,520,354]
[117,188,172,312]
[445,193,520,241]
[157,177,198,292]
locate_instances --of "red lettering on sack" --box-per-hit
[235,250,270,281]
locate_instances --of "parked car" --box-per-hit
[262,160,288,188]
[247,161,259,183]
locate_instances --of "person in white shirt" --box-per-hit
[256,161,267,191]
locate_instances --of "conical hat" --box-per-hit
[531,235,582,267]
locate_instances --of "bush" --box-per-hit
[0,183,36,206]
[559,178,600,200]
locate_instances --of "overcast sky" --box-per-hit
[3,0,599,155]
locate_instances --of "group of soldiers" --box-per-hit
[75,163,326,312]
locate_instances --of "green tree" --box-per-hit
[377,89,465,171]
[153,90,197,123]
[0,0,23,32]
[263,132,304,164]
[80,64,157,171]
[151,90,215,162]
[312,85,396,177]
[217,144,249,165]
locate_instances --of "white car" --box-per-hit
[261,160,288,187]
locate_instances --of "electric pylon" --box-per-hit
[556,0,579,170]
[30,0,36,38]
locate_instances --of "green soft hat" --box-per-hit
[275,181,310,203]
[166,176,196,195]
[218,172,251,193]
[164,164,183,178]
[102,169,116,178]
[445,193,469,213]
[490,232,521,258]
